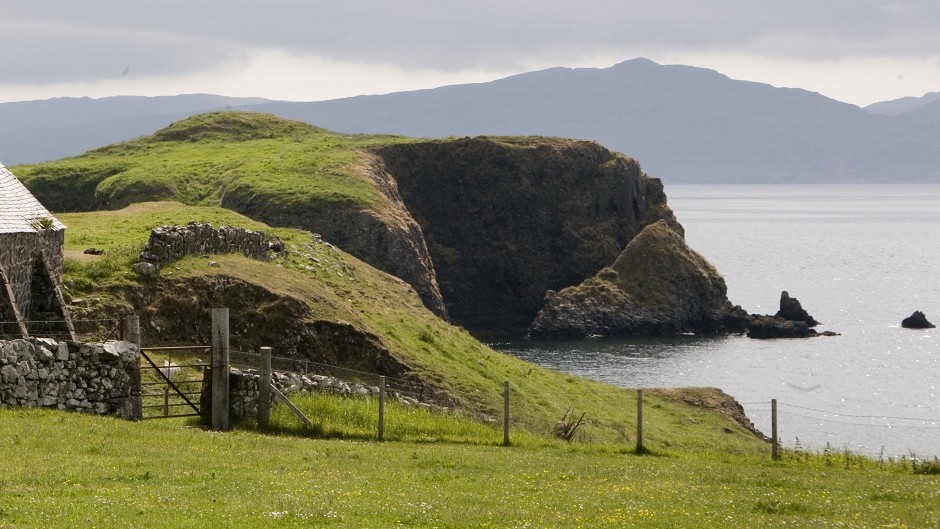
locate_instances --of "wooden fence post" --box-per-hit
[636,389,644,453]
[126,315,141,346]
[771,398,779,460]
[163,386,170,417]
[258,346,272,428]
[503,380,511,447]
[378,376,386,442]
[211,308,230,431]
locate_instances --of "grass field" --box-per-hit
[0,408,936,528]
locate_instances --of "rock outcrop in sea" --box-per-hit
[747,291,837,339]
[902,311,935,329]
[527,220,748,339]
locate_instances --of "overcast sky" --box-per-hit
[2,1,939,106]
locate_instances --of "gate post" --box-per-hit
[126,315,141,346]
[258,346,272,428]
[211,308,230,431]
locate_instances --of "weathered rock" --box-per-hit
[528,221,748,339]
[132,262,157,275]
[902,310,935,329]
[378,137,680,333]
[775,291,819,326]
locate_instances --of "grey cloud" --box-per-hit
[4,0,940,83]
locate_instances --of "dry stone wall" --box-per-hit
[0,229,65,317]
[137,223,285,271]
[0,337,142,419]
[213,368,440,421]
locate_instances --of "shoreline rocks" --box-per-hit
[747,291,838,339]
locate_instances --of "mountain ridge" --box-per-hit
[2,59,938,183]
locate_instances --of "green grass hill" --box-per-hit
[12,112,763,452]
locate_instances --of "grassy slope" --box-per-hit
[0,409,935,529]
[13,112,413,213]
[58,201,764,453]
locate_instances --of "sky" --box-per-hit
[2,1,939,107]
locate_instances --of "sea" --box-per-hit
[494,184,939,459]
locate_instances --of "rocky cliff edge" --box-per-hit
[529,220,748,339]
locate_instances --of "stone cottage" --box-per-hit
[0,162,74,339]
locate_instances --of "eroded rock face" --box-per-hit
[902,311,935,329]
[528,221,748,339]
[223,153,448,318]
[377,137,680,334]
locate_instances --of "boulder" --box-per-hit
[901,311,935,329]
[528,221,748,339]
[775,291,818,327]
[132,262,157,276]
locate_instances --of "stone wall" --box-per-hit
[0,337,142,419]
[138,223,285,271]
[0,229,65,318]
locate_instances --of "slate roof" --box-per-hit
[0,162,66,234]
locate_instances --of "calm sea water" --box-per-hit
[495,184,940,458]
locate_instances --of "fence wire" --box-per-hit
[743,401,938,459]
[0,317,124,342]
[230,349,427,399]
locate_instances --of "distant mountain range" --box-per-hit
[1,58,937,184]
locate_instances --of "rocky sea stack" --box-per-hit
[747,291,837,339]
[528,220,748,339]
[902,311,935,329]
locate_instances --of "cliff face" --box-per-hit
[376,137,680,334]
[223,153,448,318]
[529,220,748,338]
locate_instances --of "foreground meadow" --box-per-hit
[1,408,935,528]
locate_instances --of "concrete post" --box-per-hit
[211,308,230,431]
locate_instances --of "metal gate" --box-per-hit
[139,346,210,419]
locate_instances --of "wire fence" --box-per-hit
[739,401,938,459]
[8,315,935,458]
[230,349,431,402]
[0,317,124,343]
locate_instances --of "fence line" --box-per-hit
[10,311,935,459]
[746,400,938,459]
[227,345,939,459]
[0,317,124,342]
[230,349,426,396]
[778,403,939,423]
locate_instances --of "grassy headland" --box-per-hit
[3,112,936,527]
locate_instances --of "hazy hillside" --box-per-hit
[241,59,940,183]
[3,59,938,183]
[865,91,940,115]
[0,94,269,164]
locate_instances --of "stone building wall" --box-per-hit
[0,337,142,419]
[138,223,284,270]
[0,229,65,318]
